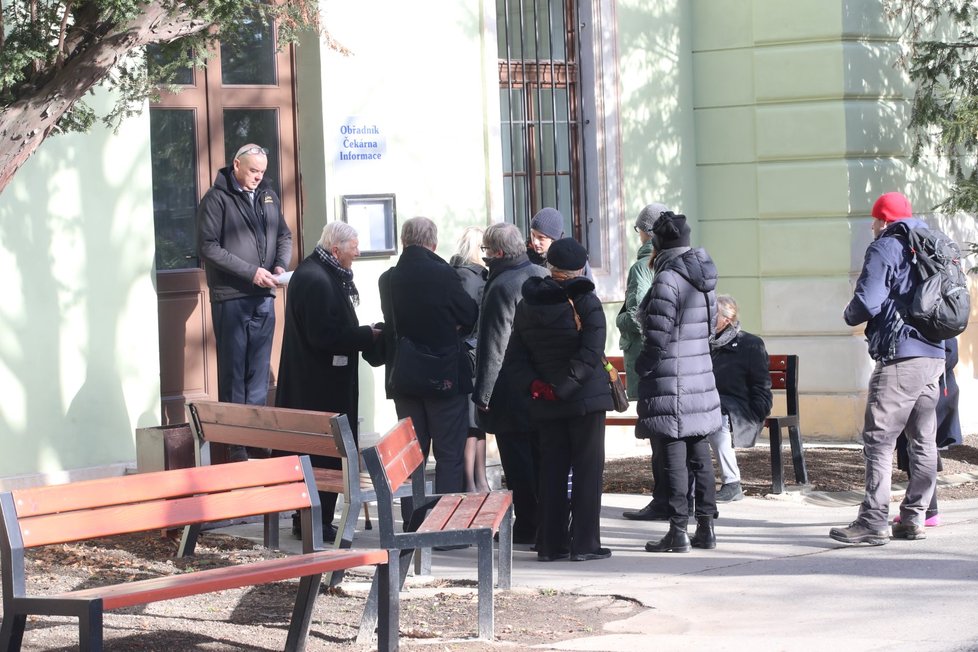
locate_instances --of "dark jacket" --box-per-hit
[275,254,381,438]
[635,247,722,440]
[197,167,293,303]
[473,254,550,433]
[844,218,945,362]
[379,245,479,398]
[505,276,614,420]
[711,327,773,447]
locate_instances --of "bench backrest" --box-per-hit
[188,401,356,462]
[360,418,427,539]
[0,456,317,550]
[606,353,800,416]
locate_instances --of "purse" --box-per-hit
[385,272,460,398]
[390,335,460,397]
[603,356,630,413]
[567,298,630,413]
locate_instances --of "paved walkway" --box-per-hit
[220,486,978,651]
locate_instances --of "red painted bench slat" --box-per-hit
[58,549,389,610]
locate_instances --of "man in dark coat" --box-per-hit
[276,221,383,540]
[198,143,292,461]
[636,212,722,554]
[472,223,549,544]
[379,217,479,519]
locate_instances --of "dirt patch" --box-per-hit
[603,434,978,499]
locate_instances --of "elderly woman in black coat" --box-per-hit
[505,238,614,562]
[636,212,722,553]
[709,294,773,503]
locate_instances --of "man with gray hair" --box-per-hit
[380,217,479,515]
[276,221,383,541]
[474,222,550,544]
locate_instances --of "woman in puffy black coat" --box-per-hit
[505,238,614,562]
[636,212,722,553]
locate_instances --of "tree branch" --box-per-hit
[56,0,74,67]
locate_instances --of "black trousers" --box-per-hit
[495,429,540,541]
[537,411,606,557]
[395,393,469,525]
[650,434,717,527]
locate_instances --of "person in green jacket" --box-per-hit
[615,203,668,399]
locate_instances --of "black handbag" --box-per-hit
[390,336,460,397]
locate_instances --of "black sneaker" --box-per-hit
[829,521,889,545]
[715,482,744,503]
[891,521,926,540]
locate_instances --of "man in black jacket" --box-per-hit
[380,217,479,518]
[197,144,292,460]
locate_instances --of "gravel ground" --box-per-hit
[7,435,977,651]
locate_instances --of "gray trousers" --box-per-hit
[708,414,740,484]
[857,356,944,529]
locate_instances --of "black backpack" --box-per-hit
[889,223,970,341]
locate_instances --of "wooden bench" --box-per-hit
[606,354,809,494]
[185,401,419,583]
[0,455,398,652]
[356,418,513,643]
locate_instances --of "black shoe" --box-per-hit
[322,523,339,542]
[891,521,926,540]
[716,482,744,503]
[537,551,570,562]
[690,515,716,550]
[570,547,612,561]
[434,544,471,551]
[622,500,669,521]
[645,525,691,553]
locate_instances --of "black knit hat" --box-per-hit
[651,211,691,250]
[546,237,588,271]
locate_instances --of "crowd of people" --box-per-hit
[197,143,961,556]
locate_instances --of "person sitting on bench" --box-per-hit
[709,294,773,502]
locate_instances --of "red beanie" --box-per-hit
[871,192,912,222]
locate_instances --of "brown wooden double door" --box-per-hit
[149,19,302,424]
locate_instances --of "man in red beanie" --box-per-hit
[829,191,946,546]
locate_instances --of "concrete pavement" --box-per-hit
[220,484,978,651]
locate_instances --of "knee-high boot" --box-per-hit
[645,523,691,553]
[690,515,716,549]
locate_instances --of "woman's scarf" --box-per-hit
[314,244,359,306]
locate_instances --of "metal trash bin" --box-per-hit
[135,423,195,473]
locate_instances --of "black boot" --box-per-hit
[690,515,716,549]
[645,524,691,553]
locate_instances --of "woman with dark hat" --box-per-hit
[505,237,614,561]
[635,211,722,553]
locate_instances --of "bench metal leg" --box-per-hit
[358,547,413,645]
[326,497,361,587]
[496,505,513,590]
[377,551,399,652]
[264,511,280,550]
[788,426,809,485]
[284,573,322,652]
[414,545,431,576]
[78,601,104,652]
[769,424,785,495]
[177,523,202,557]
[476,531,494,640]
[0,613,26,652]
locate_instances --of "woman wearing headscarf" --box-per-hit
[505,237,614,562]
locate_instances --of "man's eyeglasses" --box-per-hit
[633,225,642,233]
[235,145,269,159]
